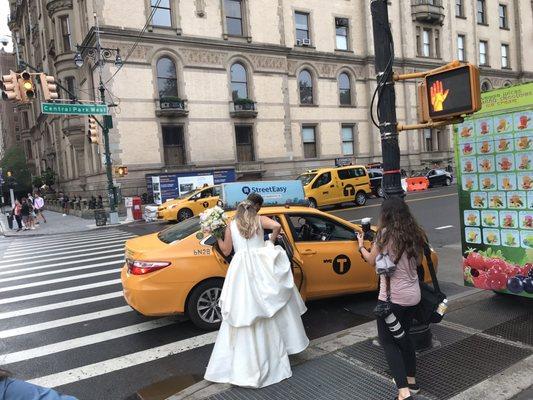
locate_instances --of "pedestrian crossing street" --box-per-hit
[0,229,219,399]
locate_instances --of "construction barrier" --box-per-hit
[406,177,429,192]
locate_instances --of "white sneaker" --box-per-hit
[62,214,67,216]
[31,227,36,230]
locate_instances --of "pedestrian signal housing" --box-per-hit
[19,71,35,102]
[38,73,58,101]
[87,116,99,144]
[115,166,128,177]
[418,64,481,123]
[1,71,22,102]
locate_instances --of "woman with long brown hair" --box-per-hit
[204,193,309,388]
[357,197,427,400]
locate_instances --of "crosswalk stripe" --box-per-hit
[6,230,132,247]
[0,279,122,305]
[1,242,127,261]
[0,291,123,320]
[0,306,133,338]
[0,260,124,283]
[0,268,123,293]
[1,318,176,364]
[0,254,125,275]
[28,331,218,388]
[0,248,125,268]
[5,235,133,255]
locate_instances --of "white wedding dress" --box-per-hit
[204,220,309,388]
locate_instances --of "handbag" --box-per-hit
[415,243,446,325]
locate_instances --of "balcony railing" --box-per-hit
[411,0,445,24]
[155,98,189,117]
[230,99,258,118]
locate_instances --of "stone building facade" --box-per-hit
[7,0,533,198]
[0,49,19,159]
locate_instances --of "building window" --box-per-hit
[151,0,172,27]
[501,44,510,68]
[298,69,313,105]
[21,112,29,130]
[481,81,491,92]
[230,62,248,100]
[434,30,440,58]
[422,29,431,57]
[162,126,185,165]
[302,126,317,158]
[455,0,464,17]
[341,125,354,156]
[235,125,254,162]
[477,0,486,24]
[499,4,508,29]
[156,57,178,98]
[424,129,434,152]
[295,12,310,43]
[338,73,351,105]
[65,76,76,100]
[59,15,71,52]
[415,27,421,56]
[225,0,243,36]
[25,140,33,159]
[457,34,465,61]
[335,18,349,50]
[479,40,488,65]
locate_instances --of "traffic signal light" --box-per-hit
[38,73,58,101]
[18,71,35,103]
[418,63,481,123]
[87,116,100,144]
[115,166,128,177]
[1,71,21,102]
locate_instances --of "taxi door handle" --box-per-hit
[330,184,335,188]
[301,249,317,255]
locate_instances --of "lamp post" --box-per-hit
[74,13,122,224]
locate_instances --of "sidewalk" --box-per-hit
[0,210,132,237]
[166,290,533,400]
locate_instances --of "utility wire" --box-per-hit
[104,0,162,84]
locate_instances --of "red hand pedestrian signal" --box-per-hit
[430,80,449,112]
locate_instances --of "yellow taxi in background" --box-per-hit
[157,185,221,222]
[122,206,438,330]
[297,165,372,209]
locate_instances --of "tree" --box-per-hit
[41,167,57,188]
[0,146,32,195]
[32,175,44,188]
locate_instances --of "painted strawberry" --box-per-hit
[487,272,508,290]
[465,252,486,270]
[472,271,490,290]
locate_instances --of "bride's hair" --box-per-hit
[235,200,260,239]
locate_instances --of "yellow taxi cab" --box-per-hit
[297,165,372,209]
[157,185,221,222]
[122,206,438,330]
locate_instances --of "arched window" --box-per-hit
[230,62,248,100]
[156,57,178,98]
[299,69,313,104]
[339,72,351,105]
[481,81,491,92]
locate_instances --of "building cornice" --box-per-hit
[46,0,73,18]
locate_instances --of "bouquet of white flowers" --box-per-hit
[199,206,229,239]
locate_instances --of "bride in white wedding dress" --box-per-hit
[204,193,309,388]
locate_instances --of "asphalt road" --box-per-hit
[0,185,464,400]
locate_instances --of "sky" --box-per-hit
[0,0,13,52]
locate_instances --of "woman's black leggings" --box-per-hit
[14,215,22,229]
[376,301,417,389]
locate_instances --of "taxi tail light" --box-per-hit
[128,260,171,275]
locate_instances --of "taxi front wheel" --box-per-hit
[355,191,367,206]
[187,279,224,330]
[177,208,193,222]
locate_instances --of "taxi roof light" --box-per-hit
[128,260,171,275]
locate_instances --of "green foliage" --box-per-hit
[32,175,44,188]
[233,97,255,105]
[0,146,32,193]
[41,167,57,187]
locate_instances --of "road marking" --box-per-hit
[330,192,458,215]
[5,232,135,249]
[1,242,128,261]
[29,331,218,388]
[0,306,133,338]
[0,291,123,320]
[349,218,362,223]
[0,268,123,293]
[0,279,122,305]
[5,235,133,255]
[435,225,454,230]
[0,260,124,283]
[1,318,176,364]
[0,248,125,268]
[0,254,125,275]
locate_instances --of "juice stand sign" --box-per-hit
[454,82,533,297]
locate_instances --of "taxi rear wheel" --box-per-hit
[187,279,224,330]
[177,208,193,222]
[355,191,367,206]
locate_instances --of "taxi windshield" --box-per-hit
[297,173,316,186]
[158,216,200,243]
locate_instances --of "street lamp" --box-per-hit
[73,13,120,224]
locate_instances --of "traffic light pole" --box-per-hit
[370,0,404,199]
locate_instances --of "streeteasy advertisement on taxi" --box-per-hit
[221,181,307,209]
[454,82,533,297]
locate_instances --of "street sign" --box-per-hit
[41,102,109,115]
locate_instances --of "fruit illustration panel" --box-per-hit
[461,142,476,156]
[499,210,518,229]
[514,110,532,131]
[518,211,533,230]
[462,174,479,191]
[516,151,532,171]
[464,210,480,226]
[528,192,533,208]
[481,210,499,227]
[476,140,494,155]
[495,134,514,152]
[515,135,532,152]
[488,192,506,209]
[521,231,533,249]
[517,172,532,191]
[478,155,495,173]
[479,174,497,190]
[507,191,526,209]
[496,153,515,172]
[465,227,482,244]
[483,228,501,246]
[497,173,516,191]
[457,121,475,142]
[501,229,520,248]
[476,118,494,137]
[495,115,513,134]
[471,192,488,209]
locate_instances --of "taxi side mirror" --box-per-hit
[204,235,217,246]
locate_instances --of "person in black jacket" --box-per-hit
[20,198,35,230]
